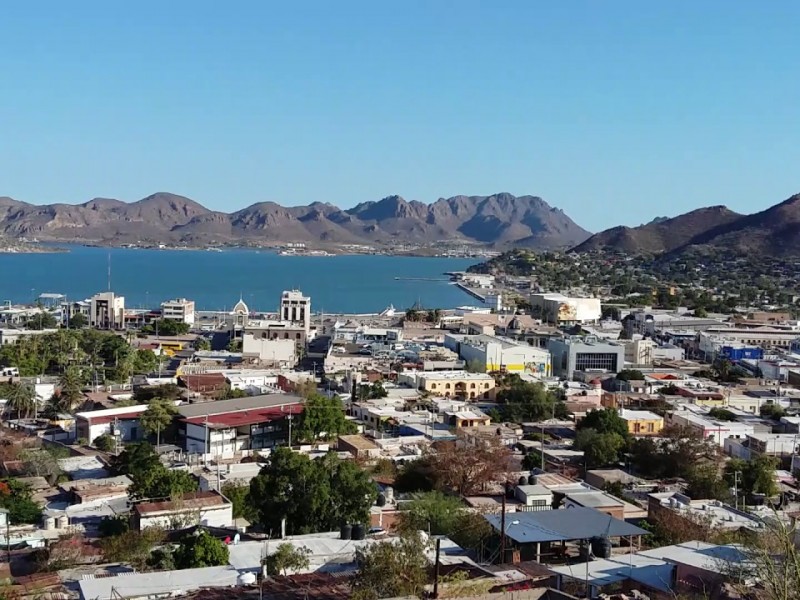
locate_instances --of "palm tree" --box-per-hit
[58,365,85,412]
[3,382,37,419]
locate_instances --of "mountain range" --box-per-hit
[0,192,591,250]
[572,193,800,257]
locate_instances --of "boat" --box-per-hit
[379,304,396,317]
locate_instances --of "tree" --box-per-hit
[708,407,738,422]
[109,442,161,478]
[577,408,630,438]
[601,306,622,321]
[657,383,681,395]
[426,433,511,496]
[173,529,229,569]
[615,369,645,382]
[249,448,376,535]
[295,394,356,442]
[685,464,731,502]
[351,531,430,600]
[131,467,198,500]
[25,311,58,330]
[393,457,438,493]
[93,434,116,453]
[133,383,182,404]
[58,365,85,411]
[140,397,177,447]
[193,337,211,351]
[0,479,42,525]
[99,528,165,570]
[221,481,256,522]
[67,312,88,329]
[18,448,62,485]
[263,543,311,577]
[0,382,36,419]
[144,319,190,337]
[132,349,159,374]
[98,515,129,537]
[496,378,565,422]
[397,491,465,536]
[226,338,242,352]
[725,455,780,500]
[574,428,626,468]
[693,306,708,318]
[760,403,785,420]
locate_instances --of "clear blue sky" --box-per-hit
[1,1,799,231]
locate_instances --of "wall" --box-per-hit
[242,336,296,365]
[137,504,233,531]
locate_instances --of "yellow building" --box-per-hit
[619,409,664,436]
[416,371,496,400]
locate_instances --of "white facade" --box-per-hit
[530,293,601,324]
[90,292,125,329]
[241,334,296,366]
[450,334,552,376]
[160,298,195,325]
[136,503,233,531]
[0,328,57,346]
[624,338,656,366]
[280,289,311,333]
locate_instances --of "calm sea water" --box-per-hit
[0,245,477,313]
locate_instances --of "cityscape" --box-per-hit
[2,3,800,600]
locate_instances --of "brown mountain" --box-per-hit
[572,206,743,254]
[0,191,590,249]
[572,192,800,257]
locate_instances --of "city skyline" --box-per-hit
[2,1,799,229]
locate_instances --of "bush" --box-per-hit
[93,434,116,453]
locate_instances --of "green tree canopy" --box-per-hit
[143,319,191,336]
[351,531,430,600]
[574,428,626,468]
[263,543,311,577]
[295,394,356,442]
[0,479,42,525]
[577,408,630,438]
[173,529,230,569]
[616,369,645,381]
[0,382,37,418]
[249,448,377,535]
[495,377,566,422]
[221,481,257,522]
[708,407,738,422]
[140,397,178,447]
[725,455,780,500]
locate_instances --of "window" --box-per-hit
[283,333,289,339]
[445,383,451,389]
[470,383,476,389]
[296,333,301,339]
[483,391,489,399]
[574,352,620,372]
[484,383,490,389]
[648,423,655,432]
[430,383,437,390]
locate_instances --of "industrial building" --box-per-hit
[445,333,552,376]
[547,336,625,379]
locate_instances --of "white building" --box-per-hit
[530,293,601,325]
[667,410,756,447]
[78,566,240,600]
[241,334,296,367]
[0,328,57,346]
[90,291,125,329]
[624,338,656,366]
[446,334,552,376]
[160,298,196,325]
[132,491,233,530]
[75,404,150,445]
[280,289,311,333]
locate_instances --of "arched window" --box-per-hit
[445,383,451,389]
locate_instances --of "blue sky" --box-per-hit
[1,1,799,231]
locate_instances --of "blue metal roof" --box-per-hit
[484,507,647,544]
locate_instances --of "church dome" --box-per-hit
[233,298,249,314]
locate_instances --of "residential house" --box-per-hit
[132,490,233,531]
[619,408,664,436]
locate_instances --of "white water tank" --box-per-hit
[237,573,257,586]
[384,486,394,503]
[56,514,69,529]
[43,515,56,531]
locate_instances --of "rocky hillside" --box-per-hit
[572,193,800,257]
[0,192,591,250]
[572,206,742,254]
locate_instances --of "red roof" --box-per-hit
[180,373,228,392]
[182,403,303,428]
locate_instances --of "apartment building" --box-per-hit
[160,298,196,325]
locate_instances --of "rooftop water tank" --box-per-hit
[352,523,366,541]
[340,524,352,540]
[237,572,257,586]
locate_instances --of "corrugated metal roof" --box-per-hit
[484,507,646,544]
[177,394,303,418]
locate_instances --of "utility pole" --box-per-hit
[499,493,507,564]
[432,537,442,598]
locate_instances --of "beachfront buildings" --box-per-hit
[548,336,625,379]
[160,298,196,325]
[89,291,125,329]
[445,333,552,376]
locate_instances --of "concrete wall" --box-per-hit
[137,504,233,531]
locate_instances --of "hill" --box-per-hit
[0,192,591,250]
[572,206,742,254]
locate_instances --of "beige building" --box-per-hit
[90,291,125,329]
[410,371,496,400]
[160,298,196,325]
